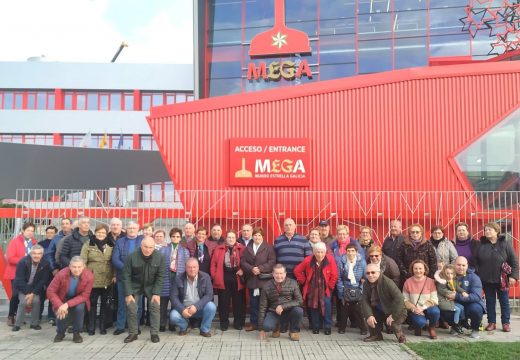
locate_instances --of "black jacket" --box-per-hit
[382,235,404,262]
[476,235,519,284]
[13,255,51,296]
[60,228,93,268]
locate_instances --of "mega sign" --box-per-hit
[229,139,310,187]
[247,60,312,81]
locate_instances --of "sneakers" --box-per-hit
[289,332,300,341]
[470,330,480,339]
[450,324,464,335]
[72,332,83,343]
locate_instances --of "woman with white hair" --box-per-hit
[294,242,338,335]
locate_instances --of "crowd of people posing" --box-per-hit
[4,217,518,344]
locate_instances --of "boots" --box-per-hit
[428,326,438,339]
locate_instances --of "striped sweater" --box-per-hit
[402,276,438,310]
[274,233,312,277]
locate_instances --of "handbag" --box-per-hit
[492,245,512,291]
[258,273,273,280]
[345,287,363,303]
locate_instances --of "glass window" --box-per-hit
[164,182,174,202]
[320,18,356,36]
[166,94,175,105]
[64,93,73,110]
[99,93,109,110]
[358,0,391,14]
[209,45,242,78]
[430,8,466,36]
[394,0,428,11]
[110,93,121,110]
[319,63,356,80]
[140,135,158,150]
[210,78,242,97]
[87,93,98,110]
[176,93,187,103]
[152,93,163,106]
[14,93,23,109]
[3,92,13,109]
[210,29,242,46]
[37,92,46,110]
[211,0,242,30]
[358,39,393,74]
[77,93,87,110]
[430,34,470,57]
[320,0,355,20]
[395,37,428,69]
[48,94,55,110]
[245,0,274,29]
[124,93,134,110]
[286,0,317,22]
[358,13,393,41]
[27,93,36,109]
[394,9,427,38]
[142,95,151,111]
[320,34,356,64]
[430,0,470,9]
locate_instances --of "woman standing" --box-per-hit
[452,222,480,270]
[476,222,518,332]
[403,260,440,339]
[429,226,457,265]
[335,244,367,335]
[397,224,437,282]
[210,230,246,330]
[308,228,322,249]
[80,223,114,335]
[5,222,38,326]
[158,227,189,332]
[240,227,276,331]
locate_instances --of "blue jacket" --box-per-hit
[171,271,214,313]
[455,268,486,313]
[159,244,190,297]
[112,235,143,279]
[46,231,67,270]
[336,252,366,299]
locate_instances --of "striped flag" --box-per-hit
[99,133,108,149]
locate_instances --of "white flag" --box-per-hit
[79,132,92,148]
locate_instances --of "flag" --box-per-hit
[116,133,124,149]
[79,132,91,148]
[99,132,108,149]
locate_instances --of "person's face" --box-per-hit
[369,252,382,264]
[346,248,357,260]
[78,218,90,233]
[22,226,35,239]
[253,232,263,245]
[143,226,154,237]
[226,232,237,246]
[211,226,222,239]
[69,261,85,277]
[337,229,348,242]
[126,223,139,238]
[445,269,454,280]
[30,249,43,263]
[46,228,56,240]
[170,232,181,244]
[409,226,422,241]
[319,225,330,239]
[241,225,253,239]
[456,226,469,240]
[432,229,444,241]
[95,228,107,241]
[110,220,122,235]
[154,232,165,245]
[455,258,468,275]
[273,267,287,283]
[314,248,326,262]
[413,263,426,278]
[309,230,321,244]
[366,266,381,283]
[141,240,155,257]
[284,219,296,236]
[390,221,402,236]
[196,230,207,244]
[359,229,371,244]
[61,220,72,233]
[186,260,199,278]
[184,223,195,237]
[484,226,498,240]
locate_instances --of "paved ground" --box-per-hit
[0,285,519,360]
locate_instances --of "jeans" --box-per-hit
[441,302,483,331]
[453,303,465,324]
[308,295,333,330]
[262,307,304,333]
[170,302,217,333]
[56,303,85,335]
[408,306,440,329]
[249,289,260,326]
[483,282,510,324]
[15,293,41,327]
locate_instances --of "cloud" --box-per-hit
[0,0,193,64]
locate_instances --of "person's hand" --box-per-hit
[125,295,135,305]
[252,267,261,275]
[56,303,69,319]
[151,295,160,304]
[187,305,197,315]
[236,269,244,277]
[181,308,192,319]
[413,307,424,315]
[386,314,394,327]
[509,278,517,287]
[447,293,455,301]
[258,330,267,340]
[25,293,34,305]
[462,292,469,298]
[112,277,116,284]
[367,316,377,328]
[275,305,283,315]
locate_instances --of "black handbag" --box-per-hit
[345,287,363,303]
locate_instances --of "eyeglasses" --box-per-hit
[410,230,421,234]
[366,271,378,275]
[369,255,380,258]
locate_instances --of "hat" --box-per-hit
[319,220,329,226]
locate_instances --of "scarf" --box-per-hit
[92,237,112,252]
[338,240,348,256]
[307,259,326,315]
[346,256,357,285]
[430,236,445,249]
[197,243,205,263]
[170,243,178,272]
[224,244,239,269]
[411,237,423,251]
[447,279,456,291]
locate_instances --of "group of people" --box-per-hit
[4,217,518,344]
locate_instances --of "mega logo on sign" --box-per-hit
[229,139,310,187]
[247,0,313,82]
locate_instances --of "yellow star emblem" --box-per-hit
[272,32,287,49]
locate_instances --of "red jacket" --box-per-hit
[4,234,37,280]
[47,267,94,311]
[294,254,338,299]
[210,243,245,290]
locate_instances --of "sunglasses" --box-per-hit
[369,254,380,257]
[366,271,378,275]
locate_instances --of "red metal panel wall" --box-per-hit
[148,62,520,193]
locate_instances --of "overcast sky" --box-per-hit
[0,0,193,64]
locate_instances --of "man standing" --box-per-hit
[107,218,126,244]
[60,216,92,268]
[170,258,217,337]
[382,220,404,262]
[206,224,225,255]
[112,221,142,335]
[47,218,73,273]
[122,237,164,343]
[47,256,94,344]
[274,218,312,279]
[186,227,211,274]
[319,220,335,246]
[238,224,254,248]
[12,245,50,331]
[258,264,304,341]
[360,263,406,343]
[182,222,196,245]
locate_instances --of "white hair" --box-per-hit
[313,242,327,252]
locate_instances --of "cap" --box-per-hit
[319,220,329,226]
